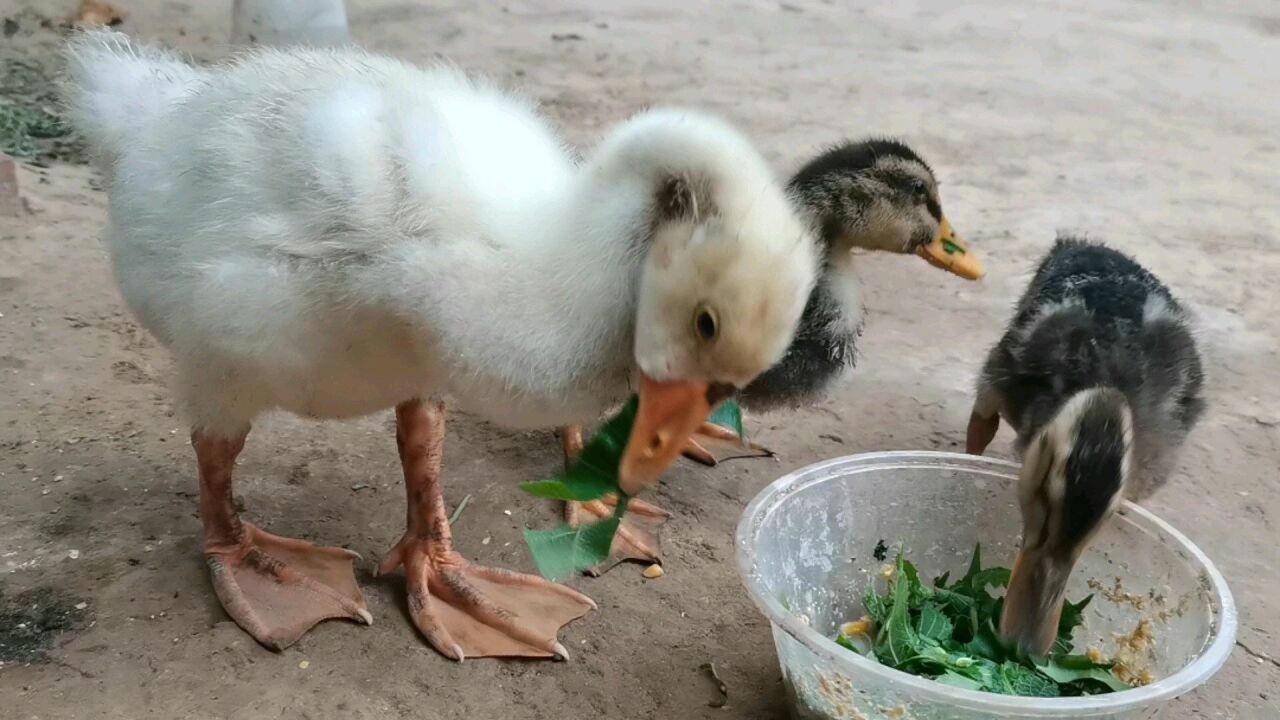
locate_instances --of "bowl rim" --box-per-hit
[734,450,1238,716]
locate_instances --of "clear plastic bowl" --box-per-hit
[735,451,1236,720]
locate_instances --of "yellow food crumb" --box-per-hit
[1086,646,1106,663]
[840,617,873,637]
[641,563,664,579]
[1111,618,1158,685]
[879,563,896,581]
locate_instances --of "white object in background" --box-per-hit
[231,0,350,47]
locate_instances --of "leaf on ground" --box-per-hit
[706,399,746,439]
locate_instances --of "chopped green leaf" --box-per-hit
[863,585,889,624]
[835,544,1134,698]
[942,238,965,255]
[917,603,954,645]
[1053,594,1093,655]
[1037,656,1132,694]
[874,556,922,667]
[936,671,984,691]
[996,662,1060,697]
[706,399,746,439]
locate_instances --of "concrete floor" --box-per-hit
[1,0,1277,718]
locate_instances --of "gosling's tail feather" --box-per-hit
[62,29,206,168]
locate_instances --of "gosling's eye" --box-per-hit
[911,179,929,199]
[694,305,719,342]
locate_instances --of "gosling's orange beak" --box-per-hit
[617,375,712,496]
[999,548,1075,657]
[917,216,985,280]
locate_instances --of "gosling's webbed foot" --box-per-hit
[681,421,773,467]
[206,523,371,651]
[378,535,594,660]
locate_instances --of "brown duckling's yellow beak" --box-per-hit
[618,375,715,496]
[917,216,985,280]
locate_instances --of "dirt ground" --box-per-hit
[2,1,1278,718]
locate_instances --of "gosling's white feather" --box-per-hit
[65,31,817,435]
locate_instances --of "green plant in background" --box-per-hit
[837,545,1132,697]
[521,397,746,579]
[0,58,85,164]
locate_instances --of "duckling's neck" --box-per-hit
[790,175,913,257]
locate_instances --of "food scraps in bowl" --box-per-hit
[833,544,1134,698]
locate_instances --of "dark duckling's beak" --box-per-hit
[1000,546,1077,656]
[917,216,985,280]
[1000,388,1131,657]
[618,376,733,496]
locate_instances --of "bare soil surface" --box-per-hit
[2,1,1277,718]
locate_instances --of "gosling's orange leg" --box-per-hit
[381,401,594,660]
[560,425,672,573]
[681,420,774,467]
[194,428,370,651]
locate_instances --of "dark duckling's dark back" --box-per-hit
[978,236,1205,466]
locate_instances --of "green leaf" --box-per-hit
[863,585,889,624]
[833,544,1133,698]
[917,603,954,644]
[995,662,1060,697]
[706,399,746,439]
[962,617,1008,663]
[519,465,615,501]
[970,567,1011,592]
[931,585,975,617]
[958,543,984,589]
[1038,656,1132,694]
[519,397,639,502]
[572,396,639,478]
[520,398,640,576]
[942,238,965,255]
[523,497,628,580]
[935,670,984,691]
[874,557,922,667]
[1053,594,1093,655]
[899,559,935,608]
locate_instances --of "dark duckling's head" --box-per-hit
[788,139,983,280]
[1001,386,1132,656]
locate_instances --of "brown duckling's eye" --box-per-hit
[694,304,719,342]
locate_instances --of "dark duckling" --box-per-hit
[968,236,1205,655]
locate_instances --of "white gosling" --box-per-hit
[65,30,818,658]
